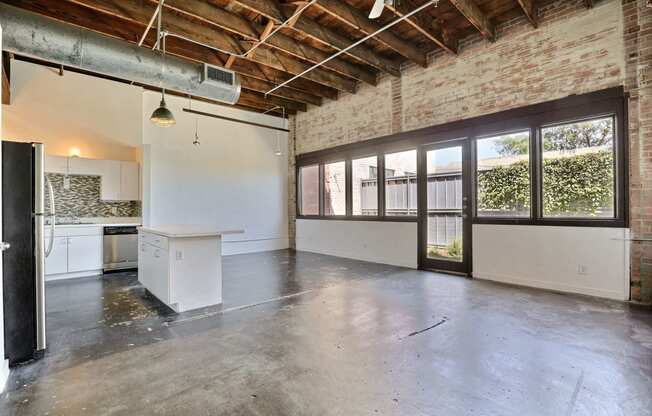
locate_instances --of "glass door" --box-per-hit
[418,140,471,274]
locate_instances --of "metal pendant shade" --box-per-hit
[150,97,176,126]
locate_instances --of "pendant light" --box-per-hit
[150,14,175,127]
[274,107,285,156]
[188,96,200,147]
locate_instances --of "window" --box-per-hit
[352,156,378,216]
[323,161,346,216]
[541,117,615,218]
[298,165,319,216]
[476,131,531,217]
[385,150,417,216]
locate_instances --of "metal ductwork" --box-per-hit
[0,3,241,105]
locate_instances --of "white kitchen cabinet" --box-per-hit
[120,161,140,201]
[45,236,68,275]
[45,155,69,174]
[44,226,103,280]
[70,157,103,176]
[68,235,103,273]
[138,226,243,312]
[44,156,140,201]
[100,160,121,201]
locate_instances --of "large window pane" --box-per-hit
[427,146,463,262]
[299,165,319,216]
[324,161,346,216]
[476,131,531,217]
[385,150,417,216]
[352,156,378,216]
[542,117,615,218]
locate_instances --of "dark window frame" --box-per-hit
[295,87,628,228]
[322,159,348,218]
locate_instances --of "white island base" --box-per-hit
[138,226,243,312]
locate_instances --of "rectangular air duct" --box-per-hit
[0,4,241,105]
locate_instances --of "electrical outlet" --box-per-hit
[578,264,588,275]
[63,175,71,190]
[176,251,184,261]
[111,206,118,216]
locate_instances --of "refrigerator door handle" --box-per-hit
[45,176,56,258]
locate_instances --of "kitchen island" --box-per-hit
[138,225,243,312]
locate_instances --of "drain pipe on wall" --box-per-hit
[265,0,439,97]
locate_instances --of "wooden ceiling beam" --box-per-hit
[232,0,401,77]
[56,0,356,93]
[2,54,10,105]
[161,0,377,86]
[449,0,496,42]
[312,0,429,67]
[386,0,458,54]
[516,0,538,28]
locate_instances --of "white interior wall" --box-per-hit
[295,221,630,300]
[142,91,289,255]
[296,220,417,268]
[473,225,630,300]
[3,61,142,161]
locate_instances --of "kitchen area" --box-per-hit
[43,154,142,281]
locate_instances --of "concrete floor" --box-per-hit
[1,249,651,415]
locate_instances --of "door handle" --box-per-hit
[0,242,11,251]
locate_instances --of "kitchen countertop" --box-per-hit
[48,217,142,228]
[139,225,244,239]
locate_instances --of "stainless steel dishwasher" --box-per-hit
[103,226,138,272]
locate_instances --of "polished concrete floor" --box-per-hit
[1,249,651,415]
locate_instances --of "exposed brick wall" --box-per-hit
[289,0,652,302]
[623,0,652,303]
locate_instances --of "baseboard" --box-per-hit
[45,269,103,282]
[0,359,9,393]
[222,237,289,256]
[473,272,626,301]
[295,245,417,269]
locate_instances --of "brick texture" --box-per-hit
[289,0,652,302]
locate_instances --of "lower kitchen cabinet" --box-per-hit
[45,226,103,280]
[68,235,103,273]
[45,236,68,275]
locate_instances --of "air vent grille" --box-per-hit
[203,64,234,86]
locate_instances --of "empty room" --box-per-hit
[0,0,651,415]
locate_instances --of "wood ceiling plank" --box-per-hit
[515,0,538,28]
[2,54,10,105]
[313,0,429,67]
[162,0,377,85]
[278,4,401,77]
[449,0,496,42]
[386,0,458,54]
[58,0,357,93]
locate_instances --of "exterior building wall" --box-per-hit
[290,0,652,303]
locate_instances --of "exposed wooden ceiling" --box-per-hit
[0,0,586,116]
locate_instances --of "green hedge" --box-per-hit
[478,150,614,216]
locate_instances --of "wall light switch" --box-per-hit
[176,251,184,261]
[578,265,588,275]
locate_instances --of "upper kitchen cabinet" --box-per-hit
[100,160,140,201]
[120,161,140,201]
[45,155,69,174]
[45,156,140,201]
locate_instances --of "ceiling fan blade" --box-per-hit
[368,0,385,19]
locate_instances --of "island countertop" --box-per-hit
[139,225,244,239]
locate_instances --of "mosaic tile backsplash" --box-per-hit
[45,173,141,218]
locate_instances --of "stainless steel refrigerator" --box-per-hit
[2,141,55,365]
